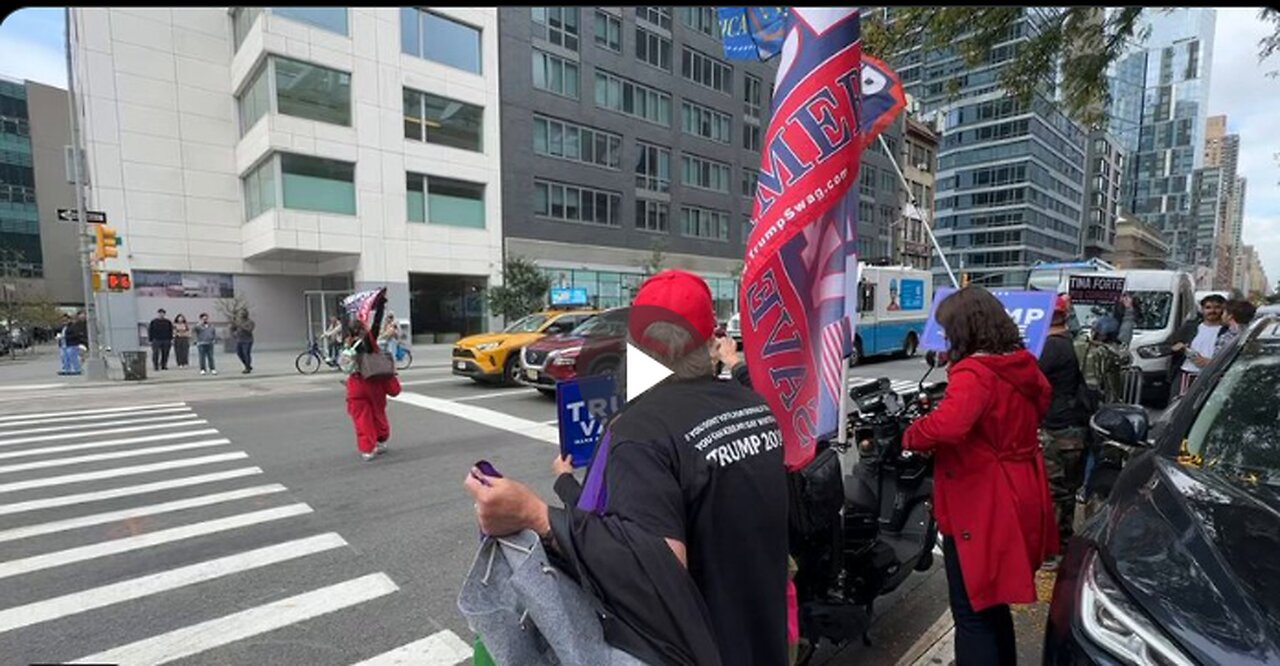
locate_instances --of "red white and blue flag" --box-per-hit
[740,8,905,470]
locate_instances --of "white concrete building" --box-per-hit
[70,7,503,351]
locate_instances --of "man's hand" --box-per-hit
[1171,342,1187,353]
[463,469,551,537]
[713,336,741,368]
[552,454,574,476]
[1192,353,1211,369]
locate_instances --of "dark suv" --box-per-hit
[518,307,628,397]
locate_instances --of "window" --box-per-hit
[681,154,731,193]
[679,7,717,36]
[680,100,731,143]
[743,73,762,120]
[860,166,877,196]
[533,115,621,169]
[636,199,669,232]
[273,57,351,126]
[534,179,621,226]
[241,157,276,220]
[681,46,732,94]
[881,169,897,193]
[407,173,485,228]
[594,70,671,126]
[232,7,262,52]
[237,61,270,135]
[272,7,347,35]
[743,123,761,151]
[636,7,671,30]
[742,217,754,246]
[741,168,758,198]
[281,153,355,215]
[681,205,730,240]
[593,10,620,52]
[532,50,580,98]
[402,8,481,74]
[402,88,483,152]
[236,56,350,134]
[531,7,578,50]
[635,141,671,191]
[635,26,672,72]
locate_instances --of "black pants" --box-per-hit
[151,341,171,370]
[235,340,253,371]
[944,536,1017,666]
[174,338,190,367]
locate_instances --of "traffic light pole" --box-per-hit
[66,8,105,380]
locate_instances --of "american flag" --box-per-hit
[739,8,904,470]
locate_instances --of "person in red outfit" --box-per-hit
[343,319,402,462]
[902,286,1057,666]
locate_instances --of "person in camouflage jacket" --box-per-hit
[1073,294,1136,404]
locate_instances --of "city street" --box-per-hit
[0,347,1012,666]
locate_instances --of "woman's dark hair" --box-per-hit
[344,318,376,351]
[1225,299,1257,327]
[935,286,1024,361]
[174,314,186,323]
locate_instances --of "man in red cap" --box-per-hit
[465,269,789,665]
[1036,293,1090,568]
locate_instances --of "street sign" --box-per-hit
[56,208,107,224]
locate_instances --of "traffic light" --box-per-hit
[106,271,132,292]
[91,271,102,292]
[95,225,119,260]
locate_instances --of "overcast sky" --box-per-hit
[1,7,1277,288]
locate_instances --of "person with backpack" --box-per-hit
[1074,294,1136,404]
[1037,295,1090,569]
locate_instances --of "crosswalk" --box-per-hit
[848,375,929,396]
[0,401,472,666]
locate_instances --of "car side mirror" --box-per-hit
[1090,405,1150,448]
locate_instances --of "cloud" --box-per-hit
[1209,8,1280,284]
[0,8,68,88]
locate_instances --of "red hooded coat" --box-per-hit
[903,350,1057,611]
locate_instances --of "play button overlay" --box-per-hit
[625,342,674,403]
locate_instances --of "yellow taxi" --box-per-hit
[451,309,598,385]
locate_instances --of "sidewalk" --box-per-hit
[0,343,455,390]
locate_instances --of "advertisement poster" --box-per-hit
[134,271,234,299]
[921,288,1057,358]
[1068,275,1127,305]
[896,278,925,311]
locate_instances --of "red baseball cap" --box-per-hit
[629,270,717,358]
[1055,294,1071,314]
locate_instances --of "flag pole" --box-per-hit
[877,134,959,288]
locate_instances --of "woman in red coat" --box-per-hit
[902,286,1056,665]
[343,319,401,461]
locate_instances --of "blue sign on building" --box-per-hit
[556,374,620,467]
[550,287,588,306]
[921,288,1057,358]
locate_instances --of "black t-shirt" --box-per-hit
[1038,332,1087,430]
[604,377,788,666]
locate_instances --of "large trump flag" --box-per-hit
[739,8,904,470]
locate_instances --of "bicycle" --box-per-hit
[391,343,413,371]
[295,338,339,375]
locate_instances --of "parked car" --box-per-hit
[519,307,628,397]
[451,308,598,386]
[1044,315,1280,665]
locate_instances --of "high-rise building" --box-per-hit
[897,111,938,270]
[0,77,82,306]
[70,8,505,349]
[1081,130,1125,258]
[1115,8,1216,269]
[893,8,1089,287]
[1238,244,1271,299]
[1201,114,1242,289]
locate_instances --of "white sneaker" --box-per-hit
[211,370,218,375]
[361,452,377,462]
[200,370,207,375]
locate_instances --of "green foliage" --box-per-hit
[640,238,668,277]
[215,294,250,322]
[487,256,552,322]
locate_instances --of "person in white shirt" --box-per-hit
[1170,295,1227,397]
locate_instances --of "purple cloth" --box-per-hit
[576,429,612,513]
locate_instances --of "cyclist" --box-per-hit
[323,316,343,366]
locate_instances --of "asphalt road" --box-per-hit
[0,351,1013,665]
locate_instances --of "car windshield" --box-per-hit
[504,314,549,333]
[571,310,627,337]
[1072,290,1172,331]
[1184,327,1280,483]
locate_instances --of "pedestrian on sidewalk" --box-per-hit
[323,315,343,365]
[173,314,192,369]
[231,310,255,374]
[343,318,401,461]
[148,309,174,371]
[379,311,400,360]
[194,312,218,375]
[1037,295,1090,568]
[900,286,1056,666]
[55,313,83,375]
[1170,294,1228,399]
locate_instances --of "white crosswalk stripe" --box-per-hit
[0,400,464,665]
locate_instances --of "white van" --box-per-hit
[1068,269,1196,406]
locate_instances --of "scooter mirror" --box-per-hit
[924,350,939,368]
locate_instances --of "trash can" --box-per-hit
[120,351,147,381]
